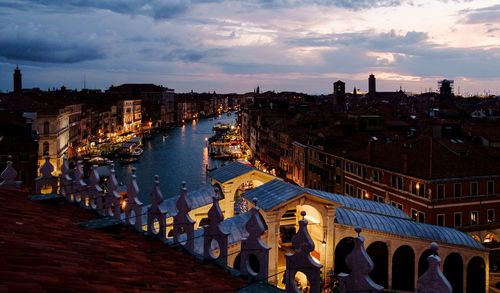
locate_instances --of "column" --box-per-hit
[324,207,336,281]
[265,211,280,285]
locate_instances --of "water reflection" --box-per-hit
[114,114,236,205]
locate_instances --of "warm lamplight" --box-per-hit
[416,183,420,189]
[321,239,326,247]
[121,200,127,209]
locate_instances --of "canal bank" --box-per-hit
[114,114,237,205]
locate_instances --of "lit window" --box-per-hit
[487,209,495,223]
[471,211,479,225]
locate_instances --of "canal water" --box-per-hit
[114,113,236,205]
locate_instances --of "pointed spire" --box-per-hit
[107,164,118,192]
[89,165,100,187]
[246,198,266,236]
[176,181,191,212]
[417,243,452,293]
[127,167,142,205]
[39,156,54,179]
[151,175,163,206]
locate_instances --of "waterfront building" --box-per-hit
[107,84,176,126]
[116,99,142,134]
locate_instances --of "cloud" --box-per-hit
[0,24,105,63]
[461,4,500,24]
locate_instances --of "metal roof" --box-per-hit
[242,179,304,211]
[335,208,485,250]
[304,188,409,219]
[208,162,256,183]
[160,185,217,217]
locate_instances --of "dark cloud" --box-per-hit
[0,27,105,63]
[255,0,402,10]
[163,48,225,63]
[461,4,500,24]
[288,30,428,50]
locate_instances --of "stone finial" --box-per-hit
[338,228,383,293]
[176,182,192,213]
[284,212,323,293]
[151,175,163,206]
[124,168,143,231]
[147,175,167,238]
[0,161,21,189]
[89,165,100,187]
[173,182,195,253]
[61,155,70,177]
[292,211,314,253]
[35,156,57,194]
[105,164,121,219]
[416,243,452,293]
[39,156,54,179]
[203,195,229,264]
[74,160,84,181]
[127,168,142,205]
[240,198,270,280]
[107,165,118,192]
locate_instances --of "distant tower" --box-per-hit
[13,66,22,94]
[438,79,454,97]
[332,80,346,111]
[368,74,376,96]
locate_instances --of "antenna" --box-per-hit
[84,73,86,89]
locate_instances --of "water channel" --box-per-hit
[114,113,237,205]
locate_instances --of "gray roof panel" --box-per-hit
[304,188,409,219]
[335,208,485,250]
[208,162,255,183]
[242,179,304,211]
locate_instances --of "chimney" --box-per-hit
[401,153,408,174]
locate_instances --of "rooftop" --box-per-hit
[0,190,245,292]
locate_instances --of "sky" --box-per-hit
[0,0,499,95]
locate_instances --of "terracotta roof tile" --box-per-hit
[0,190,246,292]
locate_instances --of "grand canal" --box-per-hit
[114,113,236,204]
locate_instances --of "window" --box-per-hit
[43,121,50,135]
[470,211,479,225]
[411,209,425,223]
[487,180,494,195]
[411,181,425,197]
[470,182,478,197]
[374,194,385,203]
[454,183,462,198]
[356,188,362,199]
[487,209,495,223]
[437,214,445,226]
[391,201,403,210]
[454,212,462,227]
[344,183,354,196]
[372,170,381,183]
[43,142,49,155]
[411,209,418,221]
[437,184,445,200]
[335,175,341,184]
[418,212,425,223]
[391,175,404,190]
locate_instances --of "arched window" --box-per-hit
[43,142,49,155]
[43,121,50,135]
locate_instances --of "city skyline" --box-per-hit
[0,0,499,95]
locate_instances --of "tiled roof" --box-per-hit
[242,179,305,211]
[209,162,256,183]
[335,208,485,250]
[304,188,409,219]
[242,180,484,250]
[0,190,246,292]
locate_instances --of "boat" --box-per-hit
[131,147,143,156]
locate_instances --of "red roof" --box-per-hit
[0,190,246,292]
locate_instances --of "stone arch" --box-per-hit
[233,253,241,271]
[199,217,210,227]
[467,256,486,293]
[392,245,415,291]
[366,241,388,288]
[443,252,463,293]
[43,141,49,155]
[334,237,355,275]
[418,248,436,277]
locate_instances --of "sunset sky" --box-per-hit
[0,0,499,95]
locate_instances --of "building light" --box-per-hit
[416,183,420,190]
